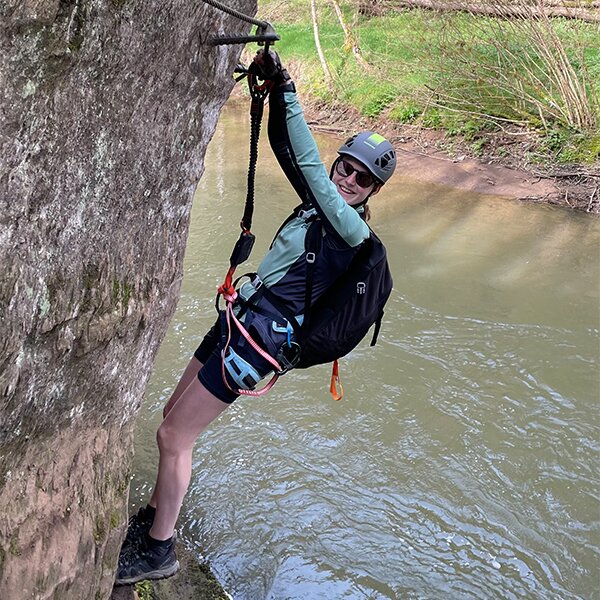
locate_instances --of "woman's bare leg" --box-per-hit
[163,356,204,419]
[149,375,229,540]
[116,374,227,582]
[147,356,204,508]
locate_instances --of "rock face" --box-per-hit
[0,1,255,597]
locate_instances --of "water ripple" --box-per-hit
[132,108,600,599]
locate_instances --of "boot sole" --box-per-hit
[115,560,180,586]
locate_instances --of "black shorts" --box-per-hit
[194,312,283,404]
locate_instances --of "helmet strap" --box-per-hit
[328,159,337,181]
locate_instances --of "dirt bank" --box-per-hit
[298,94,599,215]
[230,79,599,214]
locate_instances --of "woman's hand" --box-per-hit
[253,48,291,85]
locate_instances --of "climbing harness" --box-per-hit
[201,0,280,46]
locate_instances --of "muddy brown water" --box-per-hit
[129,103,599,599]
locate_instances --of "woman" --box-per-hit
[116,50,397,585]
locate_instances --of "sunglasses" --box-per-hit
[335,158,376,189]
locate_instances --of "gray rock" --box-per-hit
[0,1,255,598]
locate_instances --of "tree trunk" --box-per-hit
[331,0,372,70]
[0,1,254,598]
[311,0,334,86]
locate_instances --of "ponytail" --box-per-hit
[361,204,371,222]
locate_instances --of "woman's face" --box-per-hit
[332,156,381,206]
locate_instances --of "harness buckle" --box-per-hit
[297,208,317,221]
[251,274,263,290]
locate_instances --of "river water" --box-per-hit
[130,102,600,600]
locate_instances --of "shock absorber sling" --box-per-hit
[217,64,269,300]
[202,0,294,395]
[216,63,287,396]
[205,1,279,297]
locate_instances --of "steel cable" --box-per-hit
[201,0,268,29]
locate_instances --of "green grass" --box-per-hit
[258,1,600,163]
[135,580,155,600]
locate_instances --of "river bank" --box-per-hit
[254,0,599,214]
[229,83,599,214]
[300,93,600,215]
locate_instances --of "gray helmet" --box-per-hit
[338,131,397,184]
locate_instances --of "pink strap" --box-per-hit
[221,299,282,396]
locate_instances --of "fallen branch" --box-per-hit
[389,0,600,23]
[587,186,598,212]
[529,170,600,180]
[549,170,600,178]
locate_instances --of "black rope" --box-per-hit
[200,0,278,264]
[242,70,271,231]
[224,68,272,270]
[242,107,259,231]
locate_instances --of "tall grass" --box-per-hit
[258,0,600,162]
[414,1,598,132]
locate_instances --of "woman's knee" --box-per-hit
[156,421,189,456]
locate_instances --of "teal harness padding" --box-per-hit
[223,347,264,391]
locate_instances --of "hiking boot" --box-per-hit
[121,506,178,554]
[121,506,154,552]
[115,534,179,586]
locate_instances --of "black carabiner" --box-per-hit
[275,342,302,375]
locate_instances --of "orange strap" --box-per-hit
[329,359,343,401]
[218,266,237,299]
